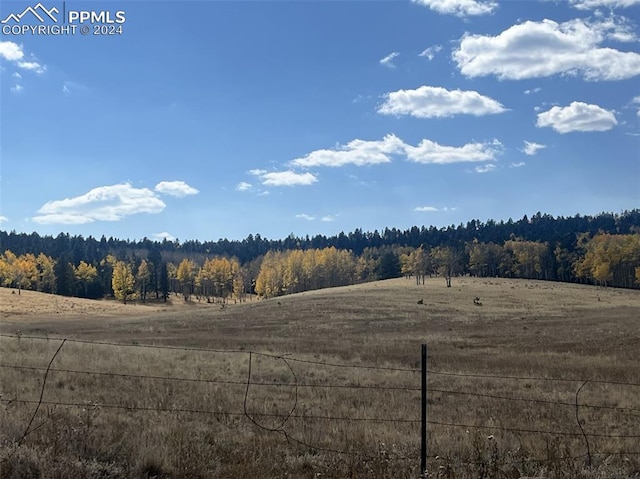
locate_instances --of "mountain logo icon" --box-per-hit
[1,3,59,24]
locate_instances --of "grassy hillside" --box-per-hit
[1,278,639,478]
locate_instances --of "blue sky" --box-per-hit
[1,0,639,243]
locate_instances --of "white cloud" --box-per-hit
[454,18,640,81]
[288,135,501,171]
[12,72,21,79]
[17,61,45,73]
[0,215,8,223]
[0,42,46,74]
[510,162,526,168]
[250,170,318,187]
[248,169,267,176]
[380,52,400,68]
[291,134,406,168]
[154,180,199,197]
[475,164,497,173]
[236,181,252,191]
[405,139,502,164]
[378,85,507,118]
[522,141,546,155]
[412,0,498,16]
[10,84,23,94]
[570,0,640,9]
[0,41,24,61]
[321,215,337,222]
[524,87,541,95]
[33,183,166,225]
[152,232,176,242]
[296,214,315,221]
[536,101,618,133]
[419,45,443,60]
[415,206,457,212]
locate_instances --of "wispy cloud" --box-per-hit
[522,141,546,156]
[378,85,507,118]
[412,0,498,16]
[236,181,252,191]
[454,18,640,81]
[631,96,640,117]
[62,80,90,95]
[405,139,503,164]
[288,135,502,172]
[291,134,405,168]
[536,102,617,133]
[250,170,318,187]
[0,215,8,223]
[17,61,45,73]
[352,94,373,104]
[510,162,526,168]
[474,164,497,173]
[10,84,24,94]
[524,87,541,95]
[418,45,442,60]
[0,41,46,74]
[414,206,456,212]
[294,213,338,222]
[12,72,21,79]
[380,52,400,68]
[154,180,199,197]
[569,0,640,9]
[249,134,504,190]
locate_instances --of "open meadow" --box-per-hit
[1,277,639,478]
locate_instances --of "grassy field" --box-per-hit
[1,277,639,478]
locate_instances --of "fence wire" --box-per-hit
[1,333,638,468]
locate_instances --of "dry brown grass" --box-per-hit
[0,287,217,320]
[1,278,639,478]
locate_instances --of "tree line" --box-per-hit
[2,210,638,265]
[0,211,639,302]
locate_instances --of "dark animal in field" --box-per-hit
[417,299,424,305]
[473,297,482,306]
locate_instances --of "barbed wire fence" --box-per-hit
[1,332,639,476]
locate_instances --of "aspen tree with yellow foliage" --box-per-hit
[112,260,136,304]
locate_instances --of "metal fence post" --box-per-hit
[421,343,427,477]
